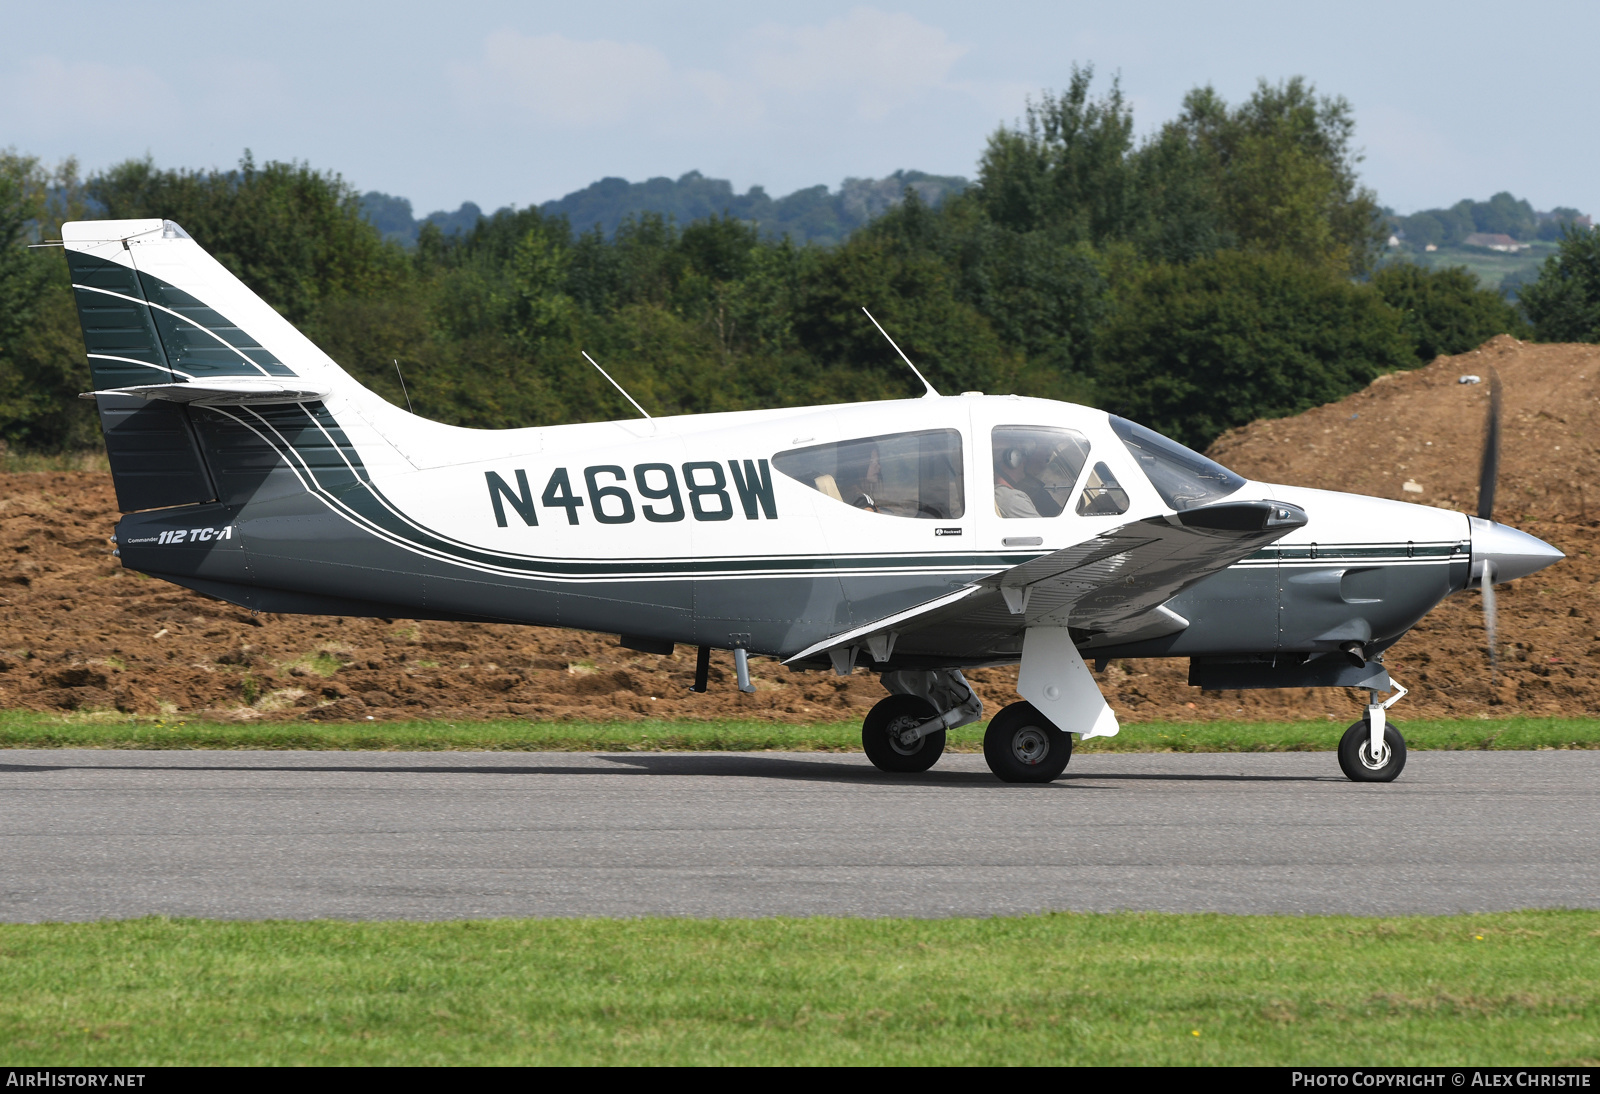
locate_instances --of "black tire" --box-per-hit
[861,694,945,773]
[983,701,1072,784]
[1337,718,1407,782]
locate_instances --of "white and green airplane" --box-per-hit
[62,218,1560,783]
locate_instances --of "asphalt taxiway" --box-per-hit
[2,750,1594,920]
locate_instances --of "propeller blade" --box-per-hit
[1476,367,1503,521]
[1482,559,1498,685]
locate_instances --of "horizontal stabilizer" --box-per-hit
[81,378,331,406]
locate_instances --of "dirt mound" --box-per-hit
[0,470,890,723]
[1202,335,1600,720]
[1,335,1595,726]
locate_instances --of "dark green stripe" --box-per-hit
[1245,544,1464,562]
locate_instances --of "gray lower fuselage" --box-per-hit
[116,482,1470,669]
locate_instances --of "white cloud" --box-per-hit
[1,56,178,135]
[451,30,733,129]
[743,8,968,120]
[451,9,983,135]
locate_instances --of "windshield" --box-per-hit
[1109,416,1245,510]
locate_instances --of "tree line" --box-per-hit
[3,68,1599,456]
[1390,192,1589,250]
[362,169,970,249]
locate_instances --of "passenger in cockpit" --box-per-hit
[838,446,882,512]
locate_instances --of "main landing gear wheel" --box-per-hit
[1337,718,1407,782]
[861,694,946,773]
[983,701,1072,784]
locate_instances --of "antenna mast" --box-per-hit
[392,360,414,414]
[581,351,652,420]
[861,307,939,398]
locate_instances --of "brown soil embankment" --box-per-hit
[2,335,1596,724]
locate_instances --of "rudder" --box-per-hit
[63,218,344,512]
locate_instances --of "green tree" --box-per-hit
[1169,79,1385,277]
[974,65,1136,244]
[1519,227,1600,343]
[1469,192,1537,240]
[1399,211,1444,249]
[794,232,1014,398]
[1537,207,1587,242]
[1097,250,1414,448]
[0,152,98,451]
[1125,126,1230,264]
[504,224,575,351]
[0,159,45,356]
[90,152,401,323]
[1371,263,1528,362]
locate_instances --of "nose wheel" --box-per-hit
[1337,718,1407,782]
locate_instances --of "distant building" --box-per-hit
[1463,232,1529,252]
[1424,243,1438,252]
[1387,234,1401,248]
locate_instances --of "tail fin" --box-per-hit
[64,218,354,511]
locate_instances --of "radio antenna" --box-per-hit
[392,359,414,414]
[582,351,652,419]
[861,307,939,398]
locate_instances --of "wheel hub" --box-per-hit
[1357,738,1391,770]
[888,716,925,756]
[1011,725,1050,765]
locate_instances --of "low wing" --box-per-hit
[785,498,1307,669]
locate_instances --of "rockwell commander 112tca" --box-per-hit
[59,219,1562,783]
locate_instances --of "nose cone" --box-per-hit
[1470,516,1564,583]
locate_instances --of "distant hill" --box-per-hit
[361,169,968,248]
[1382,192,1593,298]
[359,193,485,246]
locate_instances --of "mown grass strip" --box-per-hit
[0,710,1595,752]
[1,912,1595,1066]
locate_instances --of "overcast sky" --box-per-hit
[5,1,1595,218]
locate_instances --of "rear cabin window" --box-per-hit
[1109,416,1245,511]
[991,425,1091,518]
[773,429,965,519]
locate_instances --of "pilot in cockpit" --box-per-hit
[994,440,1043,518]
[996,438,1071,518]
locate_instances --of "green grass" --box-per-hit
[1,912,1595,1065]
[0,710,1595,752]
[0,449,109,474]
[1404,241,1557,292]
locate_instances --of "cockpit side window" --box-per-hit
[991,425,1091,519]
[1109,416,1245,511]
[1076,462,1130,515]
[772,429,965,519]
